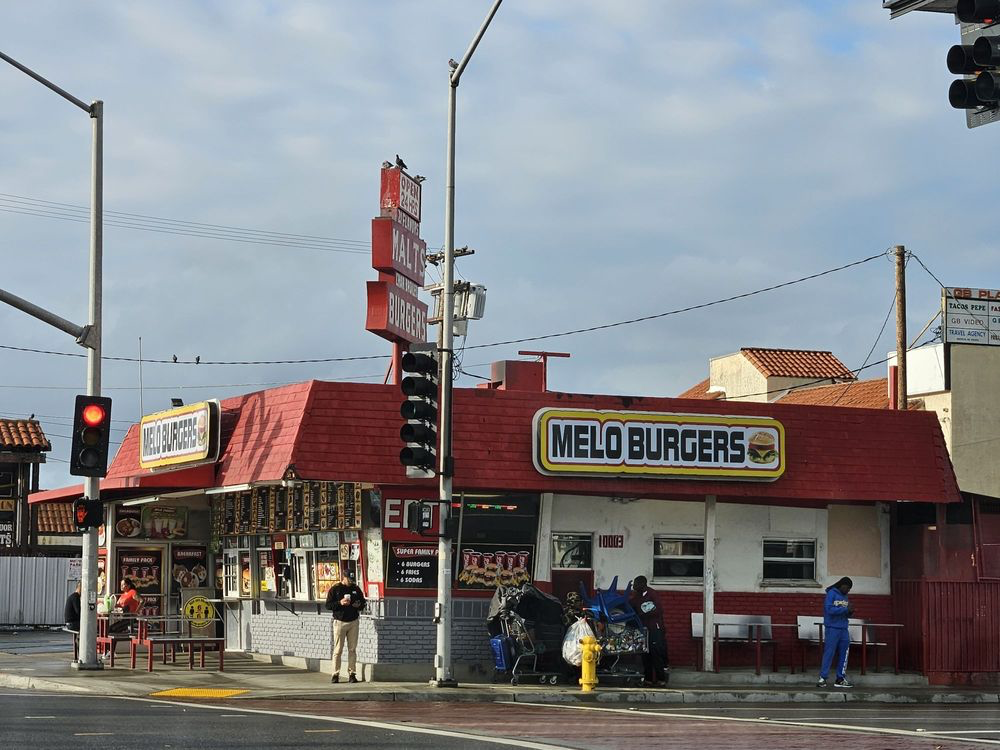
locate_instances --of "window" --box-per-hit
[552,533,593,569]
[762,539,816,581]
[222,551,240,599]
[289,549,312,601]
[653,536,704,580]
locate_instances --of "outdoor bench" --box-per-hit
[129,616,225,673]
[796,615,903,674]
[691,613,797,674]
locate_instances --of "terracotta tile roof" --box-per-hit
[776,378,921,411]
[36,501,74,533]
[677,378,724,400]
[740,348,854,380]
[86,379,960,506]
[0,419,51,451]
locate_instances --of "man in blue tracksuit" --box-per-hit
[817,576,853,688]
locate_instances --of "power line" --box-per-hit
[0,251,889,367]
[830,291,897,407]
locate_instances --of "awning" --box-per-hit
[28,463,216,504]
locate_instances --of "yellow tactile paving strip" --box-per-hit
[149,688,249,698]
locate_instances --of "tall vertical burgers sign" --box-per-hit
[366,163,429,344]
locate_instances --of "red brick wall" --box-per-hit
[652,589,893,669]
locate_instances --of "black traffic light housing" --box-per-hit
[69,395,113,477]
[405,500,459,539]
[949,0,1000,127]
[399,344,439,479]
[72,498,103,530]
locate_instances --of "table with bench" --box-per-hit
[691,613,798,674]
[129,615,225,672]
[95,614,135,667]
[796,615,903,675]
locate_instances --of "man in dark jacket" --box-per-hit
[325,571,366,684]
[817,576,854,689]
[630,575,669,686]
[64,583,81,632]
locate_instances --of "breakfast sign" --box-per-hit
[533,408,785,481]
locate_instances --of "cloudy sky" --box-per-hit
[0,2,992,488]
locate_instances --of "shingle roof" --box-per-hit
[777,379,891,409]
[88,379,960,506]
[0,419,51,451]
[740,348,854,379]
[676,378,724,400]
[36,502,74,533]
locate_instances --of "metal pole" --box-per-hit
[894,245,907,411]
[76,100,103,671]
[702,494,717,672]
[432,0,503,688]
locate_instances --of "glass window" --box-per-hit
[313,549,341,600]
[653,536,704,580]
[552,533,593,569]
[762,539,816,581]
[223,551,240,599]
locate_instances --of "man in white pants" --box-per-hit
[325,571,366,683]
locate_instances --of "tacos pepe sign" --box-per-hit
[140,400,220,470]
[533,408,785,481]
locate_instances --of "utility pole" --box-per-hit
[433,0,503,688]
[895,245,907,411]
[0,50,104,670]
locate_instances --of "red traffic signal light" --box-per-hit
[70,395,113,477]
[81,403,106,427]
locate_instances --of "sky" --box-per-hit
[0,1,993,489]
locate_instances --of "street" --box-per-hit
[5,690,999,750]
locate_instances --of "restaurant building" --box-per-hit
[30,363,959,680]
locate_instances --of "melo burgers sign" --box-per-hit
[533,408,785,481]
[140,400,221,470]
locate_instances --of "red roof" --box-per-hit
[0,419,50,451]
[777,378,893,409]
[740,348,853,379]
[33,380,959,506]
[676,378,723,401]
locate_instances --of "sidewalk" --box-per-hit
[1,631,996,705]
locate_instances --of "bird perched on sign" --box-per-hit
[382,160,392,169]
[395,154,407,171]
[414,175,426,184]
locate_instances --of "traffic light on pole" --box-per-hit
[72,498,103,530]
[949,1,1000,127]
[69,395,113,477]
[399,344,439,479]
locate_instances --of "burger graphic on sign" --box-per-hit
[747,431,778,464]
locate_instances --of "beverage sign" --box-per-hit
[140,400,221,470]
[366,280,429,343]
[457,544,533,589]
[942,288,1000,346]
[533,408,785,481]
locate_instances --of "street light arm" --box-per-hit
[0,49,90,112]
[450,0,504,87]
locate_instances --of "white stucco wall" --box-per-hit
[709,353,766,402]
[544,494,890,595]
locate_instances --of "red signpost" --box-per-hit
[366,165,430,379]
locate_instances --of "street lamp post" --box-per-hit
[433,0,503,688]
[0,50,104,670]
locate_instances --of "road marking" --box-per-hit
[303,729,340,733]
[150,688,249,698]
[929,730,1000,735]
[109,696,573,749]
[75,733,114,736]
[24,715,56,718]
[219,714,247,717]
[512,702,1000,747]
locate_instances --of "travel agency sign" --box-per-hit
[365,164,428,343]
[533,408,785,481]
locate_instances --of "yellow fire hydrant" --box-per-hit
[579,635,601,692]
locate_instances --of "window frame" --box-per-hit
[551,532,594,570]
[652,534,705,583]
[761,537,817,583]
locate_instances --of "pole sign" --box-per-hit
[942,287,1000,346]
[533,408,785,481]
[366,164,428,344]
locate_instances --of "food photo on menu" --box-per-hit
[141,506,188,539]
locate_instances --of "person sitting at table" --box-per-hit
[109,578,142,633]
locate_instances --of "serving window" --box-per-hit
[287,532,340,601]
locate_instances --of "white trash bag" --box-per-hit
[562,617,595,667]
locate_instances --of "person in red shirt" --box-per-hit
[109,578,142,633]
[630,575,669,686]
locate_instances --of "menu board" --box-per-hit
[237,492,252,534]
[267,487,278,533]
[323,483,337,529]
[307,482,322,529]
[456,544,534,590]
[291,485,304,531]
[170,546,209,592]
[211,496,225,538]
[142,505,188,540]
[224,493,236,535]
[386,542,438,589]
[253,488,270,533]
[114,506,143,539]
[116,548,163,615]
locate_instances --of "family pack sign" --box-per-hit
[533,408,785,481]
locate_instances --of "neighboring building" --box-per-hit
[0,418,49,555]
[32,364,958,680]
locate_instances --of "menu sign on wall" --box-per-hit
[170,546,208,591]
[114,506,143,538]
[533,408,785,481]
[141,505,188,539]
[116,549,163,615]
[386,542,438,589]
[457,544,534,590]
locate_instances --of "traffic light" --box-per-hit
[949,1,1000,128]
[406,501,434,533]
[399,344,438,479]
[72,498,103,530]
[69,395,113,477]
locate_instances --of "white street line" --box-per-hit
[511,702,1000,747]
[303,729,340,733]
[219,714,247,717]
[24,715,56,718]
[105,695,573,750]
[74,733,113,736]
[927,730,1000,735]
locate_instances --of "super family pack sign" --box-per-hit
[533,408,785,481]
